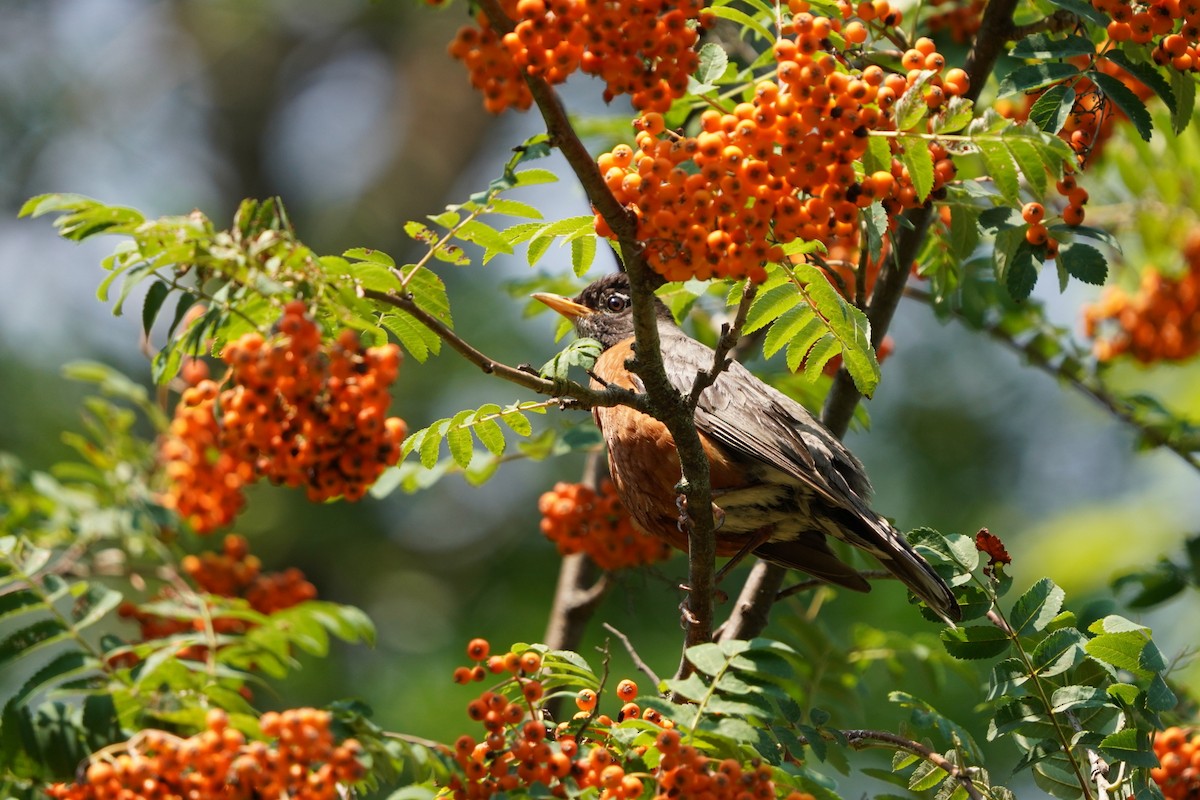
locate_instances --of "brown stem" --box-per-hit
[841,728,985,800]
[603,622,663,688]
[544,453,613,653]
[904,286,1200,473]
[478,0,722,648]
[363,287,644,412]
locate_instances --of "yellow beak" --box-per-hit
[531,292,593,319]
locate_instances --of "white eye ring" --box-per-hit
[605,293,629,312]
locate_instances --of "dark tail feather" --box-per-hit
[861,519,961,624]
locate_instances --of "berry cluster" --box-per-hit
[158,302,407,533]
[1084,235,1200,362]
[1096,0,1200,69]
[1151,726,1200,800]
[444,639,815,800]
[594,8,966,283]
[47,709,365,800]
[447,0,706,114]
[538,481,673,570]
[118,534,317,661]
[926,0,986,43]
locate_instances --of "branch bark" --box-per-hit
[474,0,722,648]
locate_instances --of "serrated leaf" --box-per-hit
[1010,34,1099,59]
[418,422,446,469]
[744,284,802,333]
[894,71,936,131]
[446,412,475,469]
[1099,729,1160,767]
[1086,631,1153,677]
[528,235,554,267]
[1004,240,1040,301]
[457,220,513,258]
[696,42,729,87]
[899,137,935,201]
[1007,137,1048,197]
[978,140,1020,205]
[571,235,596,276]
[501,410,532,437]
[380,312,438,363]
[1059,242,1107,285]
[1030,628,1087,677]
[763,307,820,360]
[486,198,543,219]
[802,336,841,381]
[1050,685,1112,713]
[997,63,1081,97]
[949,204,981,261]
[941,625,1011,659]
[1092,71,1153,141]
[686,642,729,676]
[909,760,948,792]
[1029,85,1077,133]
[512,168,559,187]
[472,415,506,457]
[1107,51,1176,117]
[1170,67,1195,134]
[141,280,170,337]
[1010,577,1065,636]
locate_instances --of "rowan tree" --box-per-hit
[3,1,1200,800]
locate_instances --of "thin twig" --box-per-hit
[775,570,895,601]
[477,0,722,650]
[688,281,760,408]
[904,286,1200,473]
[602,622,663,688]
[841,728,985,800]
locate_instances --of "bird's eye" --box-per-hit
[605,293,629,312]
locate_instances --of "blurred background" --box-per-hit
[2,0,1198,791]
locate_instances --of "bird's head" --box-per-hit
[532,272,673,349]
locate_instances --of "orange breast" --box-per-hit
[592,342,748,556]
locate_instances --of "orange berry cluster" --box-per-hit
[538,480,673,570]
[1096,0,1200,69]
[118,534,317,661]
[444,639,814,800]
[926,0,986,43]
[158,302,407,533]
[47,709,365,800]
[594,7,965,283]
[1151,726,1200,799]
[1084,235,1200,362]
[447,0,706,114]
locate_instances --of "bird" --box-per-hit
[533,271,961,624]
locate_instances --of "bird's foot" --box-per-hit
[675,494,726,533]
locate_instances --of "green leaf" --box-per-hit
[1059,243,1108,285]
[997,63,1081,97]
[908,760,948,792]
[500,408,532,437]
[141,280,170,336]
[1106,50,1176,117]
[486,198,544,220]
[1029,85,1077,134]
[1007,137,1048,197]
[1170,67,1195,134]
[940,625,1011,659]
[706,5,774,43]
[1092,71,1153,142]
[446,411,475,469]
[1049,685,1112,714]
[898,136,935,202]
[764,308,822,362]
[792,263,879,395]
[380,312,438,363]
[894,71,936,131]
[978,140,1020,206]
[1030,628,1087,677]
[1086,631,1153,678]
[512,168,559,187]
[1003,240,1040,301]
[696,42,730,89]
[1010,34,1099,59]
[1099,729,1160,768]
[1009,577,1065,636]
[686,642,729,676]
[571,235,596,277]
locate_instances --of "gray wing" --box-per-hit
[657,327,872,509]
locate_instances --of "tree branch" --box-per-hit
[475,0,721,648]
[841,728,985,800]
[904,286,1200,473]
[363,287,644,412]
[603,622,663,688]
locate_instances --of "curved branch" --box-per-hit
[362,287,644,411]
[841,728,986,800]
[904,286,1200,473]
[474,0,721,647]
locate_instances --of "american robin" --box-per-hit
[534,272,961,623]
